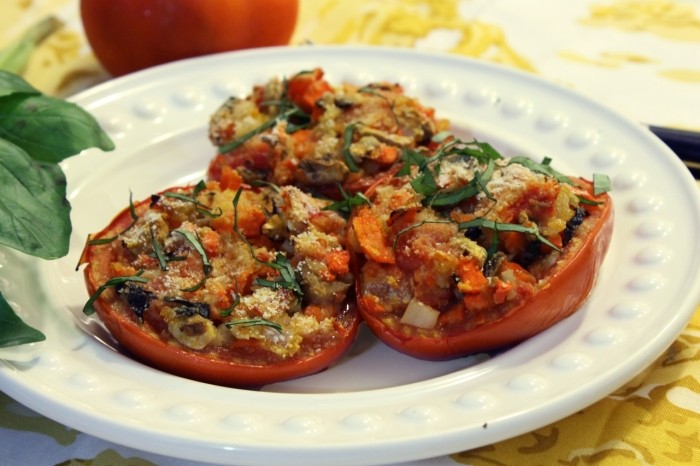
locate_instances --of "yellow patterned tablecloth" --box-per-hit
[1,1,699,465]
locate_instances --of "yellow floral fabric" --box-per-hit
[1,0,699,465]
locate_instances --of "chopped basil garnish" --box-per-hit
[341,123,361,172]
[173,228,212,276]
[323,185,370,217]
[425,159,496,207]
[509,156,573,185]
[179,277,207,293]
[217,75,312,153]
[150,225,168,271]
[226,317,283,333]
[219,290,241,318]
[232,188,303,298]
[163,181,223,218]
[457,217,562,252]
[253,252,303,297]
[393,219,453,250]
[83,271,148,315]
[593,173,612,196]
[86,236,117,246]
[578,196,604,206]
[397,135,503,207]
[87,190,139,246]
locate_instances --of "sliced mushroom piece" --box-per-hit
[297,156,349,186]
[355,125,414,147]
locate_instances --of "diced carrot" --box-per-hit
[456,257,495,312]
[437,303,465,327]
[237,207,266,238]
[352,207,395,264]
[292,129,314,158]
[500,261,537,285]
[373,145,399,165]
[462,289,495,312]
[219,165,243,191]
[286,68,333,114]
[199,229,221,256]
[501,231,527,254]
[210,211,233,234]
[326,249,350,277]
[304,304,330,321]
[358,295,386,314]
[455,257,488,294]
[492,280,513,305]
[209,284,234,315]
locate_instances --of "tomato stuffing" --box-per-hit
[348,137,614,360]
[207,68,450,199]
[79,69,614,384]
[80,181,359,386]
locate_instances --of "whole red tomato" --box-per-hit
[80,0,299,76]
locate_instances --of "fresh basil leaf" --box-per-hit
[396,147,427,177]
[83,272,148,316]
[410,170,438,196]
[226,317,283,333]
[593,173,612,195]
[0,138,70,258]
[150,225,168,271]
[254,252,303,297]
[173,228,212,275]
[426,183,479,206]
[509,156,573,184]
[322,185,370,217]
[0,93,114,164]
[0,292,45,347]
[341,123,361,172]
[450,140,503,164]
[163,183,223,218]
[457,217,562,252]
[0,70,39,98]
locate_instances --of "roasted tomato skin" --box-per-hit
[81,185,359,387]
[80,0,299,76]
[351,178,614,360]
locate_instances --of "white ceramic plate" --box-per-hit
[1,46,699,466]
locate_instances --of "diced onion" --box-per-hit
[400,298,440,329]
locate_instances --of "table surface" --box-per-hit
[1,1,699,465]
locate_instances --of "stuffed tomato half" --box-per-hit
[79,176,358,387]
[348,136,614,360]
[207,68,449,198]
